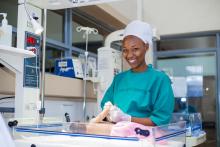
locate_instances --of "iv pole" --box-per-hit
[76,26,98,122]
[40,8,47,118]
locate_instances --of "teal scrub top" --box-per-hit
[101,64,174,126]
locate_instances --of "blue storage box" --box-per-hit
[54,58,75,78]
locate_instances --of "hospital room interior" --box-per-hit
[0,0,220,147]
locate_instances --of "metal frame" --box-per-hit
[160,31,220,40]
[152,38,158,67]
[216,33,220,147]
[64,8,72,57]
[157,48,216,57]
[40,8,47,115]
[155,32,220,147]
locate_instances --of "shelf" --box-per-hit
[0,45,35,58]
[27,0,119,10]
[45,74,97,99]
[0,69,97,100]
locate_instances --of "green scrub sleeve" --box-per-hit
[149,75,174,126]
[100,78,115,109]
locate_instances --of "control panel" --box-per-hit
[23,31,41,88]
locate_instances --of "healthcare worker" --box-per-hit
[101,20,174,126]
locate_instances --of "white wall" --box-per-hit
[99,0,220,35]
[143,0,220,35]
[98,0,137,24]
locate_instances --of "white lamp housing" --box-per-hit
[30,17,43,35]
[23,0,44,35]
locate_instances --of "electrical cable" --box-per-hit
[0,96,14,105]
[35,41,39,89]
[0,96,15,101]
[23,0,32,21]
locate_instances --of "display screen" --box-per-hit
[27,36,37,45]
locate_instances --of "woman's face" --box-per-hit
[122,35,148,72]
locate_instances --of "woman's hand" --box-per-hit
[108,105,131,123]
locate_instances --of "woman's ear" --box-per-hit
[145,43,149,51]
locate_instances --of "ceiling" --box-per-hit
[55,5,125,37]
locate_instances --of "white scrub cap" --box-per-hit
[123,20,153,45]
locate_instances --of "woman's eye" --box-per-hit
[122,49,127,53]
[133,48,139,52]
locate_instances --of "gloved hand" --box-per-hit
[108,105,131,123]
[90,101,112,123]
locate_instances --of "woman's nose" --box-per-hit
[127,50,133,58]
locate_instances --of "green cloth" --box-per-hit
[101,64,174,126]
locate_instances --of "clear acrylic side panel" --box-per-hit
[13,123,65,139]
[13,122,186,147]
[152,121,186,147]
[13,122,115,139]
[171,113,202,136]
[13,123,143,147]
[189,113,202,136]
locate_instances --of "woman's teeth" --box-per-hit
[128,59,136,63]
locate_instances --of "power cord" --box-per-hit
[0,96,15,101]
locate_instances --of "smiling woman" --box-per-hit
[100,20,175,127]
[122,20,152,72]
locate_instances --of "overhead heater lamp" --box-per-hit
[30,17,44,35]
[24,0,44,35]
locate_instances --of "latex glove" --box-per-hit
[90,101,112,123]
[109,105,131,123]
[103,101,113,110]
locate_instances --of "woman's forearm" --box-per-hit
[131,117,156,126]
